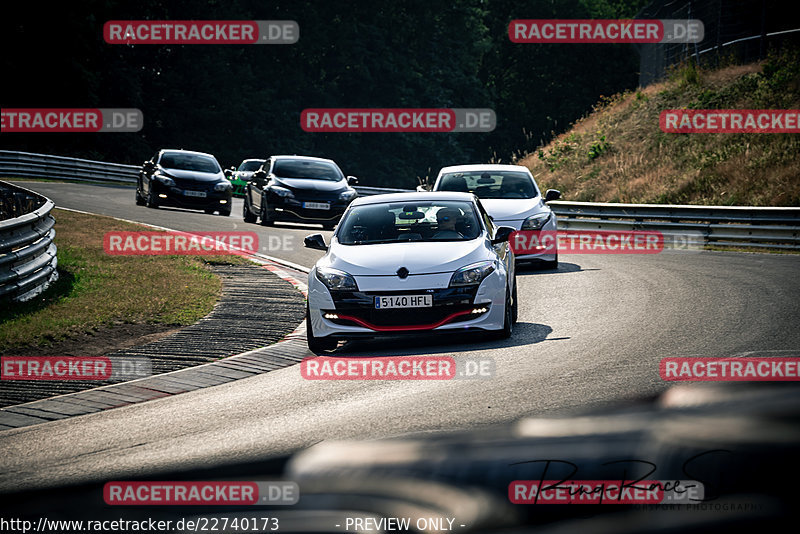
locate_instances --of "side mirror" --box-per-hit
[252,169,267,182]
[491,226,515,244]
[304,234,327,251]
[347,176,358,185]
[544,189,562,203]
[415,185,429,192]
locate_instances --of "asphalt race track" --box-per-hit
[2,181,800,498]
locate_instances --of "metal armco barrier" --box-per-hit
[549,201,800,251]
[1,150,798,250]
[0,181,58,302]
[0,150,138,184]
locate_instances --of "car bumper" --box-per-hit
[152,182,233,210]
[268,198,349,223]
[307,268,507,339]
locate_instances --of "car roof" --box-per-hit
[350,191,476,206]
[160,149,217,159]
[270,155,337,164]
[438,163,532,175]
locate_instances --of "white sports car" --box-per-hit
[304,192,517,352]
[432,164,561,267]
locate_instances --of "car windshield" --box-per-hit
[239,160,264,172]
[337,200,482,245]
[273,159,343,181]
[438,171,537,199]
[159,153,220,173]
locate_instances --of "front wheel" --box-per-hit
[135,186,145,205]
[260,201,275,226]
[146,187,159,209]
[306,303,337,353]
[542,252,558,270]
[492,287,514,340]
[243,196,257,223]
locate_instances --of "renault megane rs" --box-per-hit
[303,192,517,352]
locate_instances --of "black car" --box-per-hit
[243,155,358,229]
[136,149,233,216]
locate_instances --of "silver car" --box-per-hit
[432,164,561,267]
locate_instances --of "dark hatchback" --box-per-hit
[136,149,233,215]
[243,155,358,229]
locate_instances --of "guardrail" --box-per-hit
[548,201,800,251]
[0,150,138,184]
[1,150,797,250]
[0,181,58,302]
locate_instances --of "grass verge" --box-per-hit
[516,48,800,206]
[0,208,250,353]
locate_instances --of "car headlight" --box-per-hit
[449,261,495,287]
[521,212,551,230]
[339,189,357,201]
[269,185,294,198]
[154,173,175,187]
[315,267,358,291]
[214,181,232,192]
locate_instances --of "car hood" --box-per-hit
[161,168,223,182]
[275,177,346,192]
[323,239,490,276]
[479,198,547,221]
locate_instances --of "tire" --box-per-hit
[146,186,159,209]
[492,287,514,340]
[511,278,518,324]
[243,196,257,223]
[322,221,336,231]
[306,303,337,353]
[220,209,231,217]
[260,200,274,226]
[204,209,216,215]
[135,185,145,206]
[541,252,558,270]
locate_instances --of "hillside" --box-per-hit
[515,49,800,206]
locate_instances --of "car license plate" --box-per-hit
[375,295,433,309]
[303,202,330,210]
[184,190,207,198]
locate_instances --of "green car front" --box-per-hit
[227,159,265,198]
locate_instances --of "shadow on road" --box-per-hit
[516,261,599,276]
[334,321,555,356]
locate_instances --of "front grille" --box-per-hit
[327,287,483,328]
[172,178,212,191]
